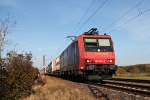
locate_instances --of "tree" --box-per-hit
[0,16,16,99]
[0,16,15,58]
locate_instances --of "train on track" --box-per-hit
[44,28,117,80]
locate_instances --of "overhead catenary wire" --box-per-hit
[108,8,150,33]
[124,8,150,24]
[103,0,145,32]
[75,0,109,33]
[73,0,97,33]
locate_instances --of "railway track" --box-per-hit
[87,84,109,100]
[84,79,150,99]
[100,79,150,96]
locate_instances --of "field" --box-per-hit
[115,64,150,80]
[23,76,95,100]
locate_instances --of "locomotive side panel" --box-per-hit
[60,52,64,71]
[67,41,79,71]
[60,41,79,75]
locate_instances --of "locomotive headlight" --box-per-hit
[86,60,90,63]
[86,59,92,63]
[81,66,84,70]
[109,60,112,63]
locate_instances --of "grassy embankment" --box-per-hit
[24,76,95,100]
[113,64,150,80]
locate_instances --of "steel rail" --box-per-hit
[100,79,150,96]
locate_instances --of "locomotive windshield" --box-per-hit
[84,38,113,52]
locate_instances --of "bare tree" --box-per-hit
[0,16,15,58]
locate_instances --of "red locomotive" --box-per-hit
[59,28,117,80]
[47,28,117,80]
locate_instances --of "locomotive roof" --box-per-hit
[78,34,112,39]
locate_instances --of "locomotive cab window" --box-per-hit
[85,39,97,47]
[84,38,113,52]
[98,39,110,46]
[84,39,98,51]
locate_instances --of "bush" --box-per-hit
[116,67,126,75]
[0,51,39,100]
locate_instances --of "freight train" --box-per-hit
[45,28,117,80]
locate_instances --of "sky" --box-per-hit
[0,0,150,68]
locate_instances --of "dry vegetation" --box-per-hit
[114,64,150,80]
[24,76,95,100]
[0,51,39,100]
